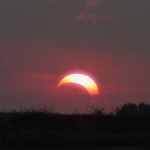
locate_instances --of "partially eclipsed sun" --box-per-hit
[58,74,99,95]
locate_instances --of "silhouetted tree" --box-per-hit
[138,102,150,116]
[115,102,150,116]
[115,103,138,116]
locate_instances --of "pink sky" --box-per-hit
[0,0,150,113]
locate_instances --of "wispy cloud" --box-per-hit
[75,0,118,24]
[46,0,55,2]
[75,12,118,24]
[0,72,59,96]
[85,0,101,9]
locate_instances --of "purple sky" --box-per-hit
[0,0,150,113]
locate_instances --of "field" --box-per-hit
[19,148,148,150]
[0,108,150,149]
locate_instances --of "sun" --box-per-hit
[58,73,99,95]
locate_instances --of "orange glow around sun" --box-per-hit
[58,74,99,95]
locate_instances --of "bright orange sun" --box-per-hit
[58,74,99,95]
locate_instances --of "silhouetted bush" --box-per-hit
[90,105,105,115]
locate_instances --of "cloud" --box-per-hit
[85,0,101,9]
[75,12,118,24]
[0,72,59,96]
[0,69,10,74]
[46,0,55,2]
[75,0,118,24]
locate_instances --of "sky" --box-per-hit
[0,0,150,113]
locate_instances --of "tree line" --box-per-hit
[91,102,150,116]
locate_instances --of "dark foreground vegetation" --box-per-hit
[1,102,150,149]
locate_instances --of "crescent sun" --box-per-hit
[58,74,99,95]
